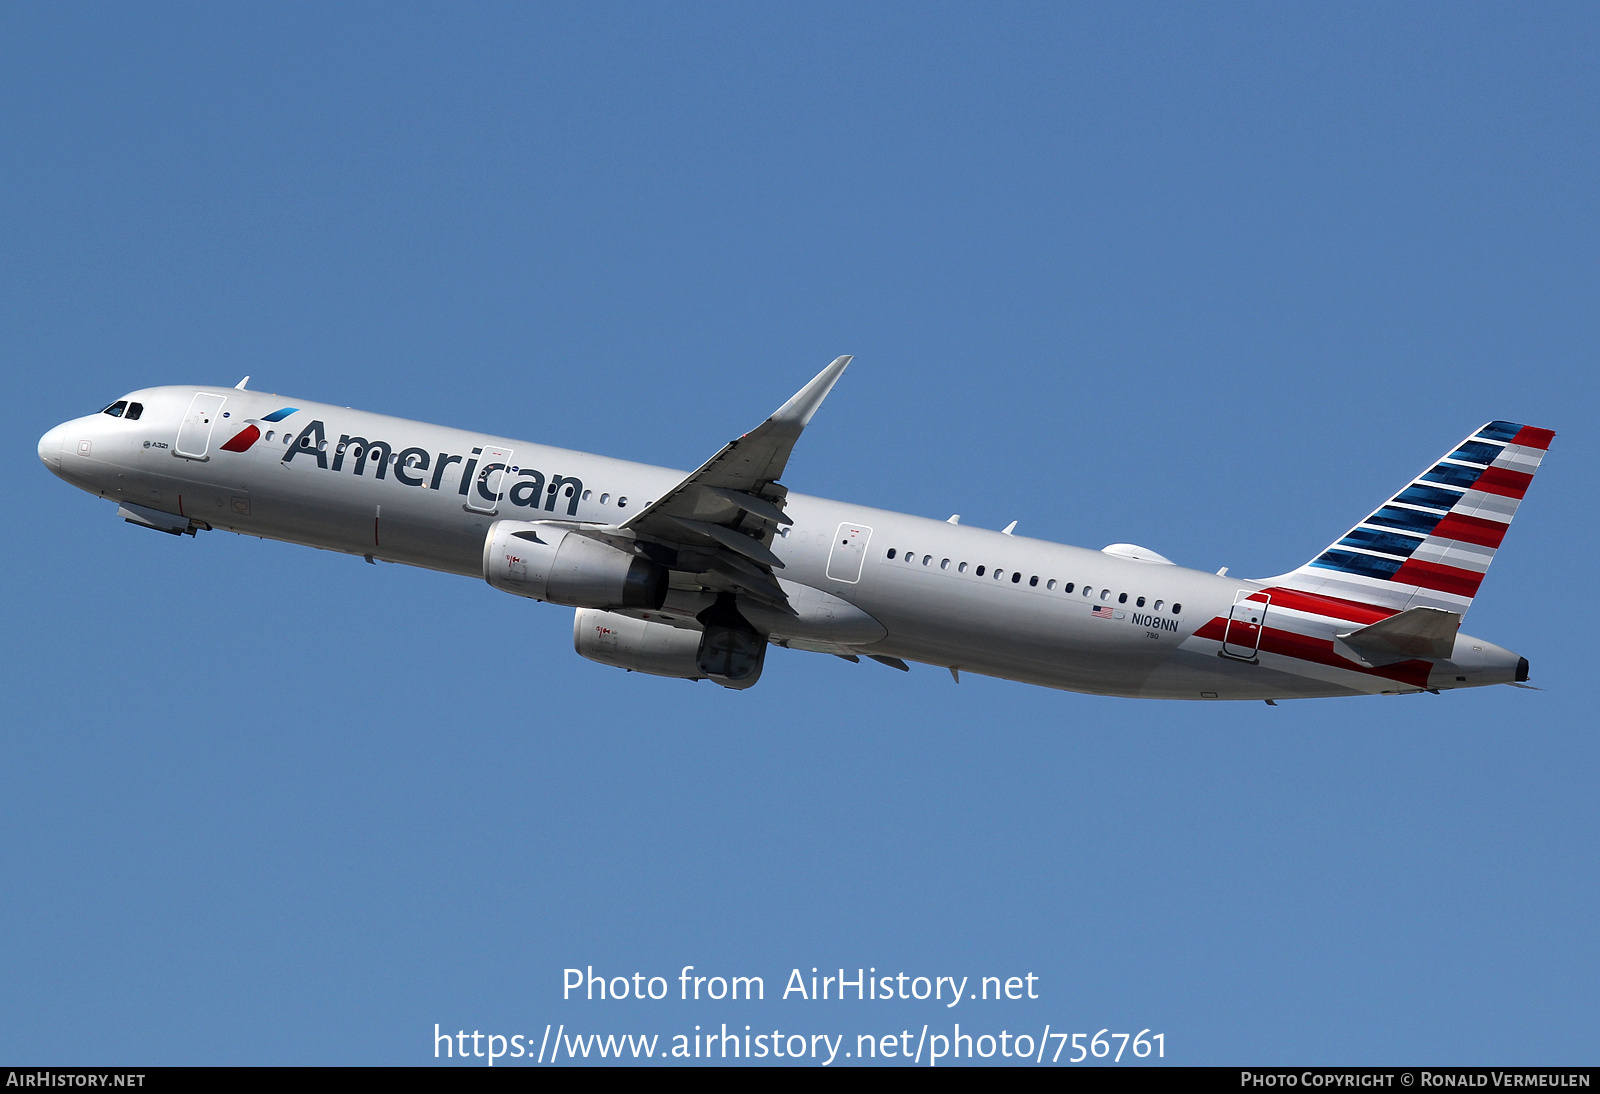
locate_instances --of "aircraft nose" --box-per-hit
[38,423,66,470]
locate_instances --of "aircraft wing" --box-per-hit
[619,355,852,611]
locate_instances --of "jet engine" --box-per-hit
[483,520,668,610]
[574,607,767,690]
[574,609,705,679]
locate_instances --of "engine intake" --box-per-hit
[484,521,668,610]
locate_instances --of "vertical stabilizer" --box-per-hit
[1268,421,1554,615]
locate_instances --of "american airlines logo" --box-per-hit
[219,407,299,452]
[276,418,584,514]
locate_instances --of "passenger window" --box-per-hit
[1136,597,1145,607]
[601,493,610,504]
[940,559,950,570]
[124,402,143,420]
[958,562,968,573]
[1082,586,1092,597]
[618,497,627,508]
[1100,589,1110,600]
[975,566,985,576]
[886,549,897,560]
[102,401,127,417]
[1047,579,1056,590]
[265,431,274,441]
[906,552,915,563]
[1154,600,1163,610]
[1011,572,1021,584]
[1118,593,1127,604]
[1064,583,1074,593]
[1172,603,1182,614]
[582,489,592,500]
[994,569,1004,580]
[923,555,932,566]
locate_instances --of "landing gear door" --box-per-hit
[825,522,872,583]
[1221,591,1270,661]
[466,446,513,514]
[174,393,228,460]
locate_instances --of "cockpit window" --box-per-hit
[123,402,143,420]
[102,401,127,418]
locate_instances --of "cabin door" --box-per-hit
[174,393,228,459]
[466,446,514,514]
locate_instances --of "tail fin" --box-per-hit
[1270,421,1554,614]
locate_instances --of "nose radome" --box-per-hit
[38,423,66,470]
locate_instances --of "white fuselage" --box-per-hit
[39,386,1524,700]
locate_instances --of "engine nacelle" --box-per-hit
[484,521,668,610]
[574,608,768,690]
[574,609,706,679]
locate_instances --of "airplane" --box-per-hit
[38,358,1551,700]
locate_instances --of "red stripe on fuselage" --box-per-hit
[1430,512,1509,549]
[1510,426,1555,450]
[1258,587,1398,625]
[1392,559,1483,597]
[1472,466,1532,499]
[1192,616,1434,688]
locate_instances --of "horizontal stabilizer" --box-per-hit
[1337,606,1461,664]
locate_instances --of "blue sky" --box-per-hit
[2,2,1595,1065]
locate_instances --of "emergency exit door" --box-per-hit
[1221,591,1271,660]
[826,522,873,583]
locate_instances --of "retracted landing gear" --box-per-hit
[695,593,768,690]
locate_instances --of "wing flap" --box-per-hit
[667,516,787,570]
[699,485,792,526]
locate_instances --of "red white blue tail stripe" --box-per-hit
[1271,421,1554,615]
